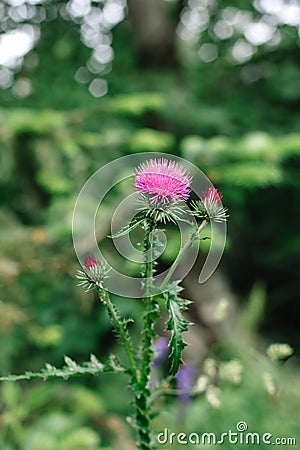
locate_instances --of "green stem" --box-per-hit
[142,221,157,382]
[151,387,200,402]
[135,220,158,450]
[99,290,138,385]
[160,219,207,290]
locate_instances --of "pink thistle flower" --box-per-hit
[133,158,192,204]
[201,187,223,203]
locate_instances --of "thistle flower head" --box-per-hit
[137,193,188,224]
[133,158,192,204]
[191,187,228,223]
[77,256,110,291]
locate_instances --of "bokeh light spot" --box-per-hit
[198,43,218,63]
[88,78,108,97]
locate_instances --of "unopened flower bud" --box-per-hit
[191,187,228,223]
[201,187,223,203]
[77,255,110,291]
[84,256,98,269]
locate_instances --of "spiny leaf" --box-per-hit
[108,354,125,372]
[167,280,185,295]
[0,354,125,382]
[108,216,145,238]
[166,293,192,375]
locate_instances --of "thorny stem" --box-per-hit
[135,220,158,450]
[99,219,208,449]
[99,290,138,385]
[141,220,156,383]
[160,219,207,290]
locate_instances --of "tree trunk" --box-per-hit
[127,0,180,68]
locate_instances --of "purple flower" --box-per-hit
[175,362,196,403]
[152,337,169,368]
[133,158,192,204]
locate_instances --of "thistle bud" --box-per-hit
[84,256,98,269]
[76,256,110,291]
[191,187,228,223]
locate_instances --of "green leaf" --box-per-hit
[165,292,192,375]
[0,354,125,382]
[108,217,145,239]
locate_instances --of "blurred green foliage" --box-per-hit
[156,353,300,449]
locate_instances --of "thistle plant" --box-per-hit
[0,157,228,450]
